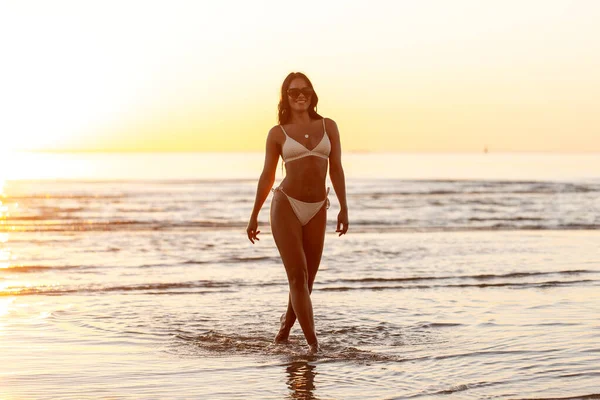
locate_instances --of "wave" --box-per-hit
[173,317,570,363]
[173,330,402,362]
[348,182,600,197]
[5,180,599,203]
[324,224,600,233]
[222,255,277,263]
[5,194,125,200]
[512,394,600,400]
[0,220,249,232]
[4,270,597,296]
[426,381,497,396]
[322,269,597,285]
[319,279,597,292]
[467,216,545,222]
[3,257,276,274]
[3,176,599,234]
[0,280,237,296]
[1,265,87,273]
[3,220,600,233]
[7,178,257,185]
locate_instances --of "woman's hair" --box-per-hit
[278,72,323,125]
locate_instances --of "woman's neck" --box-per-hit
[289,111,312,125]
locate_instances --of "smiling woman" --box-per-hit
[247,71,349,354]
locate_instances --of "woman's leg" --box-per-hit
[270,192,318,347]
[276,200,327,342]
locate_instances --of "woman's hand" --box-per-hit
[336,209,349,236]
[246,218,261,244]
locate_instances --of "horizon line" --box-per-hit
[7,149,600,155]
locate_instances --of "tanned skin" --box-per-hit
[247,77,348,354]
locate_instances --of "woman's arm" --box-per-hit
[326,119,349,236]
[247,127,280,243]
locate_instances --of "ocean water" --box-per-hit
[1,152,599,399]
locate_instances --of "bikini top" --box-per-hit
[280,119,331,163]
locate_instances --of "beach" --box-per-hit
[1,152,599,399]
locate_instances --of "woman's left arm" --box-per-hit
[326,118,349,236]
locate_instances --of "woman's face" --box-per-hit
[287,78,312,113]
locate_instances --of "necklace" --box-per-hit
[304,134,309,138]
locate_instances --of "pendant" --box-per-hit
[304,134,309,138]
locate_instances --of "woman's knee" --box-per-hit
[288,269,309,291]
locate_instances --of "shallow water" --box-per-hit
[1,153,599,399]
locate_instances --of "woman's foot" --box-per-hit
[274,313,290,344]
[307,341,319,355]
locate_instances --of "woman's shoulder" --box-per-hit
[322,117,339,136]
[268,124,282,133]
[267,125,286,143]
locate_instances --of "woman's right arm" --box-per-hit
[247,127,280,243]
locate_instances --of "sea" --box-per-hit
[1,152,599,399]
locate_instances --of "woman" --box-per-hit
[246,72,349,354]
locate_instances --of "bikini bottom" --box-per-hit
[272,186,330,226]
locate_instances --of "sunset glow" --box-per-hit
[2,0,600,153]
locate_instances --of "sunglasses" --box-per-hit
[287,87,314,100]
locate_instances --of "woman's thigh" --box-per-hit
[270,191,307,281]
[302,204,327,281]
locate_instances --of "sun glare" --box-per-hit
[0,152,93,181]
[1,2,599,152]
[0,248,12,273]
[0,297,15,319]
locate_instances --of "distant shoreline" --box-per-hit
[8,150,600,155]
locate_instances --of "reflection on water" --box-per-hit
[0,176,8,278]
[0,178,6,225]
[0,297,14,318]
[286,361,318,400]
[0,247,10,271]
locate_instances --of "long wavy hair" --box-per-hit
[278,72,323,125]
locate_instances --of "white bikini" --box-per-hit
[272,119,331,225]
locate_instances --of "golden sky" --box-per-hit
[1,0,599,153]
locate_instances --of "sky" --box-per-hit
[1,0,599,153]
